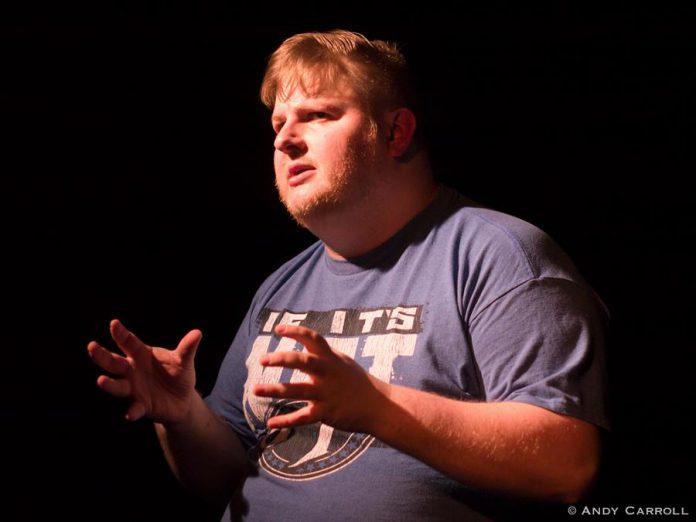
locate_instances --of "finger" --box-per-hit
[260,351,325,376]
[110,319,148,357]
[96,375,132,398]
[267,405,318,429]
[87,341,130,376]
[125,401,147,422]
[253,382,318,401]
[176,329,202,366]
[274,324,332,356]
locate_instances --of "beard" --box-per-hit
[277,121,380,228]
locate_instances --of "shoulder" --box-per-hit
[437,186,584,284]
[428,187,599,320]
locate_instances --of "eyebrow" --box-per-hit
[271,101,346,124]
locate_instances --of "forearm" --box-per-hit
[155,392,248,504]
[257,325,600,502]
[367,381,600,503]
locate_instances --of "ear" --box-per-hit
[386,108,417,158]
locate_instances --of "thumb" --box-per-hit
[176,329,202,365]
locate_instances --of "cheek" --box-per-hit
[273,153,284,180]
[318,135,349,165]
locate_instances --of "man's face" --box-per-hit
[271,83,383,226]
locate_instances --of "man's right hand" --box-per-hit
[87,319,202,423]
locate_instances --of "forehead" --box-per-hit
[272,75,360,113]
[272,91,349,113]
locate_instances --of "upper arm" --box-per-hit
[470,277,610,431]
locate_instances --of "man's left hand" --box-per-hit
[252,324,388,433]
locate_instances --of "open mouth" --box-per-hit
[288,165,315,186]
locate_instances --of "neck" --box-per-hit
[305,162,438,260]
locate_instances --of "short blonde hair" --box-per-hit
[260,30,419,122]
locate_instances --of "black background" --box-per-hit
[2,4,693,521]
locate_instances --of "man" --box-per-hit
[87,30,608,520]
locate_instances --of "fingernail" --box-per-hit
[260,356,269,365]
[113,322,126,339]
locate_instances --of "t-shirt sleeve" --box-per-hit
[469,276,610,430]
[204,306,258,450]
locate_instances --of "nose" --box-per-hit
[274,121,307,157]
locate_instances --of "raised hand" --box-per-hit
[87,319,201,423]
[252,324,389,433]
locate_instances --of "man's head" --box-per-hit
[262,30,425,233]
[261,30,420,131]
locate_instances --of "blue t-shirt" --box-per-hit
[206,186,609,521]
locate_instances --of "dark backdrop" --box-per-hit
[3,5,693,521]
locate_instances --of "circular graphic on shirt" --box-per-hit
[259,400,375,481]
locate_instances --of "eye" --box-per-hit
[309,111,330,120]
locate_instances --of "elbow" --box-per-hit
[548,445,600,504]
[555,459,599,504]
[543,418,602,504]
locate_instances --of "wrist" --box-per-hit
[361,377,394,435]
[161,391,202,430]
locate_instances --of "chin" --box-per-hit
[284,195,346,228]
[286,203,329,227]
[279,176,357,226]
